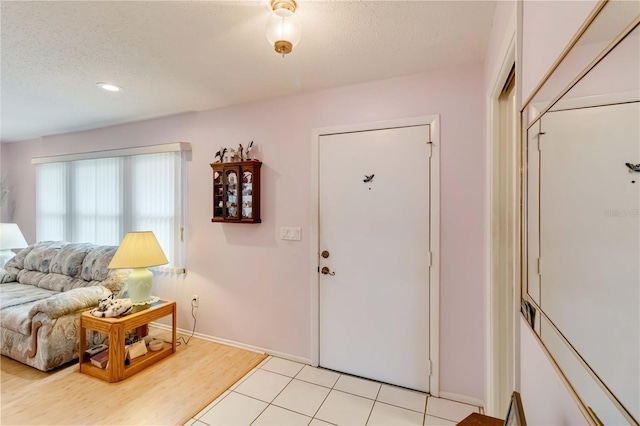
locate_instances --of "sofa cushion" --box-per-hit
[0,283,60,336]
[49,243,92,278]
[36,273,89,292]
[17,270,47,287]
[81,245,117,282]
[23,242,67,273]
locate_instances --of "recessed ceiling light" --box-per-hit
[97,82,122,92]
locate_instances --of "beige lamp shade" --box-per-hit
[108,231,168,269]
[0,223,28,250]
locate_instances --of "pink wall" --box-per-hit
[1,64,487,400]
[484,0,516,92]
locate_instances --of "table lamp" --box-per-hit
[0,223,28,267]
[108,231,168,303]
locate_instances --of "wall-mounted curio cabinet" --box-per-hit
[211,160,262,223]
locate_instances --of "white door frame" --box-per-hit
[310,115,441,396]
[484,6,518,417]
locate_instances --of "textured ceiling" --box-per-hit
[1,1,496,142]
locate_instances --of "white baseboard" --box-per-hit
[438,391,485,409]
[150,322,313,365]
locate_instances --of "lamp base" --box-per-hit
[126,268,153,303]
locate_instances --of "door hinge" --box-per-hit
[427,140,433,158]
[428,252,433,268]
[317,266,320,273]
[427,360,432,376]
[180,227,184,242]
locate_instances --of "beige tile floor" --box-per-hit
[186,356,482,426]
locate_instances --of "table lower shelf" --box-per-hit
[80,342,173,382]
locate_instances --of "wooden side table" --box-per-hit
[457,413,504,426]
[79,299,176,383]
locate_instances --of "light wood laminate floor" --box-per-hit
[1,329,266,425]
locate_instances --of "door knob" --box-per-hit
[321,266,336,276]
[321,250,330,258]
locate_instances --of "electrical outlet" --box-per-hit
[192,295,199,308]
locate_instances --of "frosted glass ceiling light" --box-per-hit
[266,0,301,57]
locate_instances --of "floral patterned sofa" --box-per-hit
[0,241,128,371]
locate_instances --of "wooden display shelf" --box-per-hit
[210,160,262,223]
[79,300,176,383]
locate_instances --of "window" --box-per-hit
[34,143,189,270]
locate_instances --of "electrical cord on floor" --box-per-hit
[174,299,197,347]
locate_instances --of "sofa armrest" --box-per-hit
[28,286,112,319]
[0,267,16,283]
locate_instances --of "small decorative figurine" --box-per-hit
[245,141,254,160]
[224,148,236,163]
[215,147,227,163]
[215,142,255,163]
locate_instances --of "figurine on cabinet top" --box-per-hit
[223,148,237,163]
[213,141,256,163]
[244,141,254,160]
[214,147,227,163]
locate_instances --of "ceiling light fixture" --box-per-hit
[97,82,122,92]
[266,0,301,57]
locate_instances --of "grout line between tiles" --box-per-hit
[248,402,270,426]
[230,367,259,391]
[374,399,427,414]
[424,413,466,423]
[292,375,338,390]
[195,391,231,419]
[433,395,480,409]
[256,364,306,380]
[255,403,314,424]
[309,371,342,424]
[363,383,384,425]
[423,394,429,426]
[309,382,333,419]
[255,355,273,369]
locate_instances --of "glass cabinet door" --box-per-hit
[225,169,239,219]
[213,171,224,219]
[242,170,253,219]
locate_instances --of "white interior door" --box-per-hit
[318,125,431,392]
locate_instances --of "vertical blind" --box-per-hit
[34,145,188,270]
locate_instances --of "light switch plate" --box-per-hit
[280,227,302,241]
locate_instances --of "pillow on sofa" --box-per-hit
[49,243,93,278]
[81,245,118,282]
[4,244,35,275]
[23,242,67,273]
